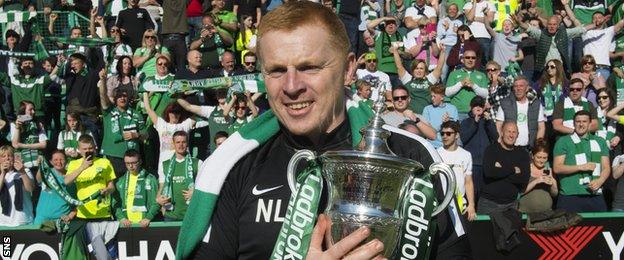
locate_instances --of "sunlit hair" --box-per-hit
[429,84,445,95]
[532,138,549,156]
[0,145,14,157]
[257,1,350,63]
[141,29,160,48]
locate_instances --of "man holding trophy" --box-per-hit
[177,2,467,259]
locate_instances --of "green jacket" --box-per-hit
[112,171,160,221]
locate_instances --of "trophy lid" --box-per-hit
[320,98,423,172]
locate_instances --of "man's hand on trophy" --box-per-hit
[307,214,386,260]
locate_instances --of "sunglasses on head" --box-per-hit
[393,95,408,101]
[441,131,455,136]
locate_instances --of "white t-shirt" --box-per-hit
[155,117,194,177]
[356,69,392,102]
[463,1,495,39]
[583,26,615,66]
[436,147,472,200]
[0,170,34,227]
[495,101,546,146]
[405,5,437,22]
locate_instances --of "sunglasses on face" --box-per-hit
[570,87,583,92]
[548,65,556,69]
[236,106,247,110]
[583,61,595,65]
[145,35,156,39]
[464,56,477,60]
[598,95,609,100]
[244,61,256,66]
[157,62,168,66]
[366,59,377,63]
[111,28,119,33]
[486,68,498,72]
[393,95,408,101]
[441,131,455,136]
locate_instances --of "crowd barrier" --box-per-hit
[0,212,623,259]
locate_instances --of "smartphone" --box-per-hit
[543,169,550,175]
[17,114,32,123]
[85,152,94,161]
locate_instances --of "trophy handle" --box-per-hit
[428,162,456,217]
[286,149,317,193]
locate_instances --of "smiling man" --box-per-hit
[183,1,469,259]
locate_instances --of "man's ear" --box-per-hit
[343,52,357,86]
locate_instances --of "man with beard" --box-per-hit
[8,57,59,120]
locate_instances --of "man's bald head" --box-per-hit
[187,50,202,69]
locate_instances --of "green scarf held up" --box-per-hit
[47,37,116,47]
[40,159,82,206]
[169,73,266,94]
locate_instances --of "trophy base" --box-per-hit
[328,212,402,257]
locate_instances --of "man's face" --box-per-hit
[569,82,584,101]
[501,123,518,147]
[502,20,514,34]
[124,156,141,173]
[221,53,235,73]
[363,33,375,47]
[128,0,138,7]
[462,51,477,69]
[547,17,558,34]
[71,58,85,73]
[259,25,353,137]
[365,57,377,72]
[156,59,169,76]
[416,0,425,6]
[440,127,457,147]
[173,135,188,155]
[67,115,78,130]
[212,0,225,9]
[115,92,128,109]
[42,61,53,73]
[431,92,444,106]
[6,36,17,46]
[392,89,410,112]
[188,51,202,69]
[385,21,397,34]
[529,20,540,28]
[50,153,66,171]
[471,105,484,117]
[243,56,257,72]
[215,137,227,147]
[574,115,591,136]
[20,60,34,75]
[78,142,95,158]
[70,28,81,39]
[513,79,528,101]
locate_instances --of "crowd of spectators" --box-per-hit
[1,0,624,250]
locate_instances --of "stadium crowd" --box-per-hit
[2,0,624,258]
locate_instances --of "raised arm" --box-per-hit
[143,92,159,125]
[223,95,237,118]
[98,69,111,110]
[176,98,204,116]
[245,91,258,118]
[607,102,624,121]
[391,47,407,79]
[430,45,447,80]
[562,0,582,27]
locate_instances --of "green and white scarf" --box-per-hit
[570,133,603,191]
[120,169,149,212]
[39,159,82,206]
[17,121,41,168]
[563,97,591,129]
[170,73,265,94]
[162,154,195,211]
[110,107,140,150]
[47,37,116,47]
[542,83,562,117]
[615,76,624,105]
[0,11,36,23]
[177,98,450,260]
[138,74,175,93]
[596,107,617,145]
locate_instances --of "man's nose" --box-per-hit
[283,68,305,96]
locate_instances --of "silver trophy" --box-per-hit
[287,100,455,257]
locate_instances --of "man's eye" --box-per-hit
[265,68,286,78]
[299,65,321,73]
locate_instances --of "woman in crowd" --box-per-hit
[536,59,568,120]
[519,139,558,213]
[11,101,47,172]
[596,89,621,152]
[235,15,257,62]
[571,55,606,106]
[0,145,34,227]
[142,93,195,178]
[34,151,76,225]
[447,25,481,70]
[57,112,92,161]
[132,29,171,78]
[106,56,139,107]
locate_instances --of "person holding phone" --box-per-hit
[519,139,558,213]
[10,101,47,173]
